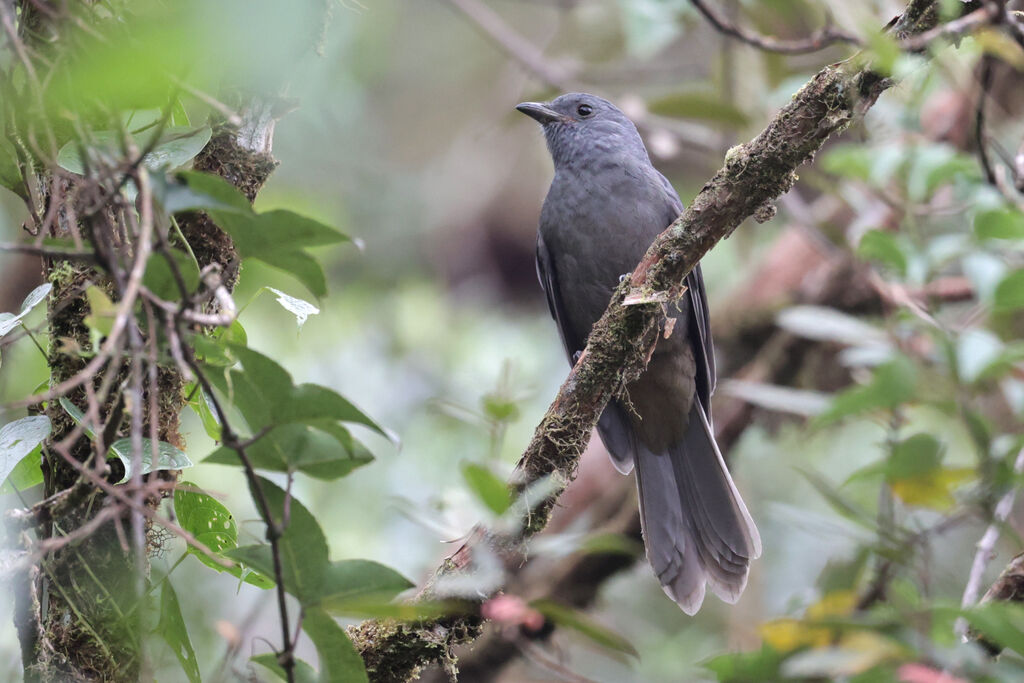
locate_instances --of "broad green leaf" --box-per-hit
[57,127,212,175]
[226,476,330,604]
[0,446,44,493]
[59,397,98,437]
[251,654,317,683]
[0,136,22,194]
[818,356,917,424]
[461,462,512,516]
[0,416,50,488]
[266,287,320,328]
[302,608,369,683]
[531,599,637,658]
[994,269,1024,312]
[207,344,386,437]
[174,483,273,589]
[109,438,193,483]
[857,229,907,276]
[864,30,901,76]
[975,208,1024,241]
[187,384,222,441]
[210,210,351,298]
[704,645,784,682]
[122,109,164,133]
[84,285,117,339]
[143,248,200,301]
[155,170,253,215]
[961,602,1024,657]
[646,92,749,127]
[204,422,373,480]
[0,283,52,338]
[157,580,201,683]
[318,560,413,613]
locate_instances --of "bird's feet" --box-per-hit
[572,350,583,364]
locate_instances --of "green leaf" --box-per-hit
[704,645,784,682]
[187,384,222,441]
[962,602,1024,657]
[531,599,638,658]
[204,422,373,480]
[0,136,22,194]
[157,580,201,683]
[226,476,330,604]
[210,209,351,298]
[646,92,749,127]
[143,248,200,301]
[122,109,164,133]
[174,483,274,589]
[318,560,413,613]
[461,462,512,516]
[302,608,369,683]
[155,170,254,215]
[0,445,44,493]
[0,416,50,488]
[56,127,212,175]
[818,356,917,424]
[975,208,1024,241]
[857,230,907,276]
[251,654,317,683]
[207,344,386,437]
[84,285,117,339]
[0,283,52,337]
[994,269,1024,312]
[109,438,193,483]
[59,397,98,438]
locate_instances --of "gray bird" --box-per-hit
[517,93,760,614]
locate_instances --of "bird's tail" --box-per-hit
[634,399,761,614]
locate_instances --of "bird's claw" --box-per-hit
[572,350,582,364]
[618,273,630,283]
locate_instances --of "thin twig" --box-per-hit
[689,0,861,54]
[956,446,1024,637]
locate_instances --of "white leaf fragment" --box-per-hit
[267,287,320,328]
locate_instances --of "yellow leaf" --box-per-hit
[760,591,858,653]
[890,468,974,510]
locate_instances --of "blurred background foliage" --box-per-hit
[5,0,1024,681]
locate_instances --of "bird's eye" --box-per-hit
[576,104,593,117]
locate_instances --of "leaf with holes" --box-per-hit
[174,483,273,589]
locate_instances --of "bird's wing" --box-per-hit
[536,232,582,363]
[656,171,716,404]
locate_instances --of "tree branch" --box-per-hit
[688,0,861,54]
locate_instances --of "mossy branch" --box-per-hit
[345,2,1008,680]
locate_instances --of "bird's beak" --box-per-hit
[516,102,566,124]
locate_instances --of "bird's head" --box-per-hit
[516,93,647,169]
